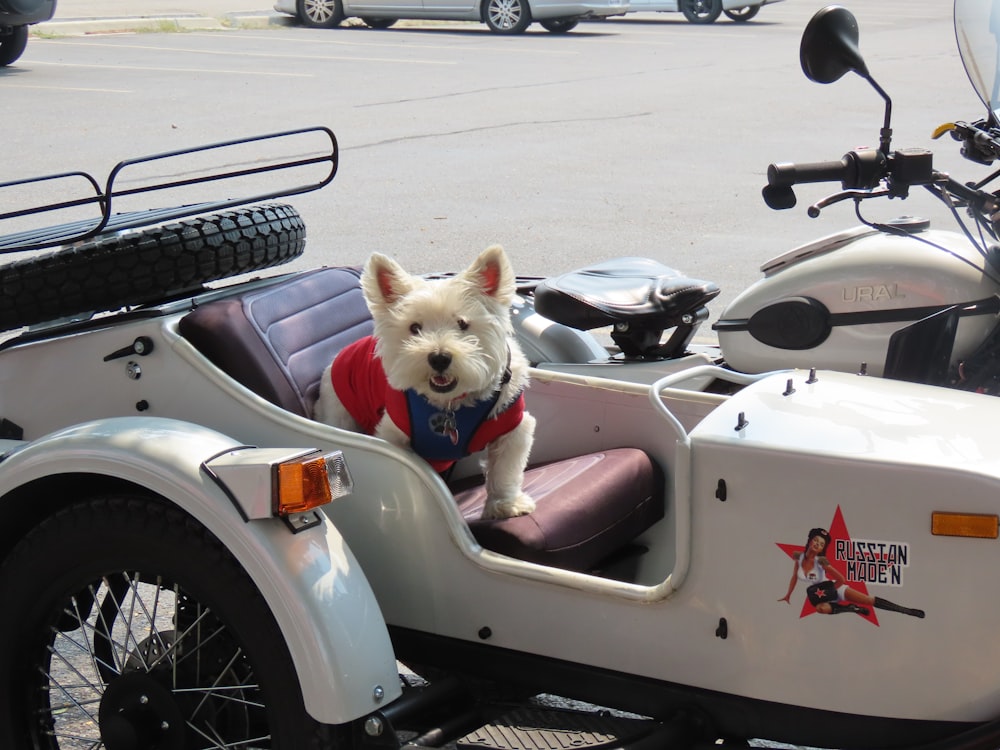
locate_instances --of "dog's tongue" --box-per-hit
[430,374,458,393]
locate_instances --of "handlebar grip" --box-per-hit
[767,149,888,191]
[767,158,850,188]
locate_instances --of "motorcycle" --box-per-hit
[503,0,1000,396]
[7,5,1000,750]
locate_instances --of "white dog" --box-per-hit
[314,245,536,520]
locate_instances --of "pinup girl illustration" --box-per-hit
[779,528,924,618]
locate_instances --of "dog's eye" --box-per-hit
[457,318,469,331]
[409,323,422,335]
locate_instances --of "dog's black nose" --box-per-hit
[428,352,452,372]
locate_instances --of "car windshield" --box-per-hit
[955,0,1000,117]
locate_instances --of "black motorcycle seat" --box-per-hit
[533,257,720,332]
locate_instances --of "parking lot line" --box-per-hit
[24,58,316,75]
[197,30,584,56]
[2,81,132,93]
[35,38,460,65]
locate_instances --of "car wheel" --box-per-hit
[723,5,759,20]
[680,0,721,23]
[0,495,343,749]
[297,0,345,27]
[540,17,578,32]
[0,202,306,332]
[362,16,398,27]
[0,25,28,66]
[484,0,532,34]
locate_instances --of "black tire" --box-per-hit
[680,0,721,23]
[484,0,531,33]
[540,17,578,32]
[723,5,759,20]
[0,25,28,66]
[297,0,345,27]
[362,17,397,27]
[0,495,341,749]
[0,202,305,332]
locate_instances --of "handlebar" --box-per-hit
[762,146,936,212]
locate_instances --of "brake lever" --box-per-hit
[807,187,890,218]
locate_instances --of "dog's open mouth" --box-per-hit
[429,374,458,393]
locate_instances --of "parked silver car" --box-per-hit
[625,0,782,23]
[274,0,627,33]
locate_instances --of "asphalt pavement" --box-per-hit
[39,0,291,35]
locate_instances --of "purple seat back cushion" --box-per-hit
[179,268,372,417]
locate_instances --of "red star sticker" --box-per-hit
[777,505,879,625]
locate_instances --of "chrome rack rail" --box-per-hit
[0,125,338,254]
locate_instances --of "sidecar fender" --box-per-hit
[0,416,400,725]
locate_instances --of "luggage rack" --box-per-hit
[0,125,338,254]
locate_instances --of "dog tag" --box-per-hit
[430,410,460,445]
[441,412,459,445]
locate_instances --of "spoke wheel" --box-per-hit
[680,0,721,23]
[484,0,532,34]
[0,495,338,749]
[297,0,345,27]
[723,5,759,21]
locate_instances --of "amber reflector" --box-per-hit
[931,512,999,539]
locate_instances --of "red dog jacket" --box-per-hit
[331,336,524,472]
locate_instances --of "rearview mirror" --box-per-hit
[799,5,868,84]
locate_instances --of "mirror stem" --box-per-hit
[861,72,894,155]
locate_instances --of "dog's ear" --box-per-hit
[363,253,413,310]
[464,245,515,306]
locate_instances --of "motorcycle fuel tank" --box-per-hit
[714,223,1000,377]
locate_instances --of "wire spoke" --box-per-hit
[147,605,217,672]
[91,579,127,675]
[50,623,119,682]
[40,663,100,725]
[189,645,245,721]
[120,572,174,669]
[187,716,272,750]
[45,727,103,747]
[173,684,265,710]
[67,593,110,688]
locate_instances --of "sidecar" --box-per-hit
[5,138,1000,750]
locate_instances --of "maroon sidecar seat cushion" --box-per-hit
[451,448,664,572]
[179,267,372,417]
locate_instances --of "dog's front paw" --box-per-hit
[482,493,535,520]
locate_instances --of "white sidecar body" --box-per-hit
[1,259,1000,749]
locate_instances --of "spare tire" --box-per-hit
[0,203,306,331]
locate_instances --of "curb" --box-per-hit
[33,11,292,36]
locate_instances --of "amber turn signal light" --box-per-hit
[274,451,353,516]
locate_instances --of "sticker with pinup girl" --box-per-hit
[778,520,924,623]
